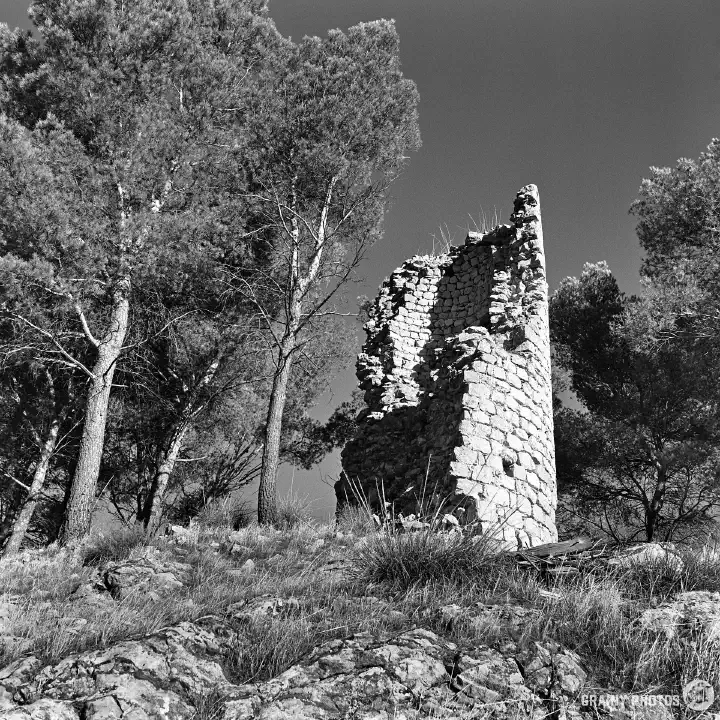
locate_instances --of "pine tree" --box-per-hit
[0,0,283,542]
[229,20,420,524]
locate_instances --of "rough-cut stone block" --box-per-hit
[487,487,512,507]
[454,447,479,466]
[506,434,524,452]
[468,383,492,399]
[468,436,492,455]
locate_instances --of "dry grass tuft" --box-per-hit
[350,526,507,592]
[617,545,720,600]
[223,580,410,684]
[81,525,149,567]
[196,496,251,531]
[274,491,315,531]
[335,502,377,536]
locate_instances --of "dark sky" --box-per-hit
[3,1,719,518]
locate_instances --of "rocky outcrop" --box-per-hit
[6,535,704,720]
[639,590,720,641]
[101,552,190,601]
[340,185,556,548]
[222,628,575,720]
[0,618,236,719]
[0,622,594,720]
[0,548,594,719]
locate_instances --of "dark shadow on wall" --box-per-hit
[339,243,498,519]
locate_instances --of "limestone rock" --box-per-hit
[639,590,720,641]
[516,641,587,699]
[165,525,198,545]
[578,698,675,720]
[0,606,593,719]
[102,548,190,600]
[223,628,546,719]
[1,698,81,719]
[448,648,535,709]
[239,558,255,573]
[228,595,301,622]
[609,543,684,572]
[1,618,237,719]
[68,572,114,608]
[430,600,542,642]
[0,656,43,693]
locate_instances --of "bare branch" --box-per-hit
[5,312,96,378]
[75,303,100,348]
[4,472,30,492]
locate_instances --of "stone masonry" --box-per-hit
[339,185,557,548]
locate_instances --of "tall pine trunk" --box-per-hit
[143,422,190,535]
[61,279,130,544]
[4,416,61,556]
[258,332,296,525]
[256,178,334,526]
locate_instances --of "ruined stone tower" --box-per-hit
[339,185,557,548]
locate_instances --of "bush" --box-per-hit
[82,525,148,567]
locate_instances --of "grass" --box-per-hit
[189,687,228,720]
[196,495,251,531]
[617,545,720,601]
[335,501,377,535]
[348,521,720,700]
[2,514,720,713]
[274,490,315,531]
[531,573,638,688]
[11,590,186,665]
[350,526,507,592]
[81,525,149,567]
[224,585,410,684]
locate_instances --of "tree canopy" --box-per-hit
[0,0,292,543]
[550,262,720,542]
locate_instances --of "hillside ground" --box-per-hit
[1,499,720,718]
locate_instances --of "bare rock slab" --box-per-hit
[223,628,547,719]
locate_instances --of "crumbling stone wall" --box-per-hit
[339,185,557,548]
